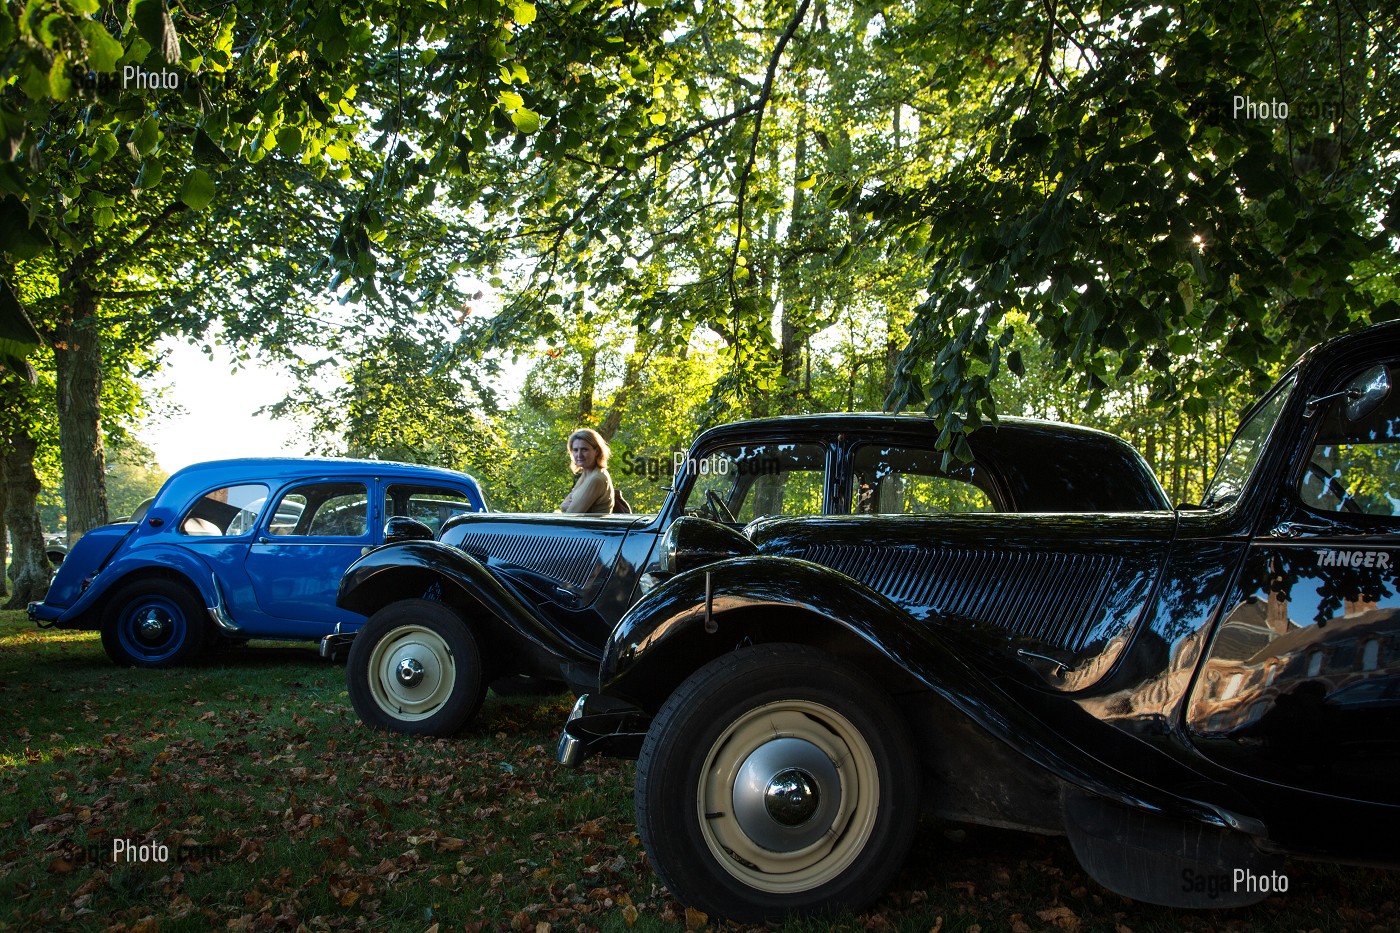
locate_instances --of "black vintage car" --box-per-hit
[334,414,1166,736]
[558,324,1400,920]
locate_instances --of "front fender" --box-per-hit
[603,555,1242,831]
[31,543,218,629]
[338,540,600,665]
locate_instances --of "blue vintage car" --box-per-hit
[27,458,486,667]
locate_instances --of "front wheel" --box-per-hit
[346,599,486,736]
[100,579,210,667]
[635,643,919,922]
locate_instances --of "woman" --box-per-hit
[560,427,615,514]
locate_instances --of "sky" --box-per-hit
[140,339,306,474]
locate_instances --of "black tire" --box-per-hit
[346,599,486,736]
[635,643,919,921]
[100,579,210,668]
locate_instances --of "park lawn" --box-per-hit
[0,609,1395,933]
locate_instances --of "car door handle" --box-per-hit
[1271,521,1332,538]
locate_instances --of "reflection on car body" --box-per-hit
[556,323,1400,921]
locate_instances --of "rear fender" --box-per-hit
[33,545,218,630]
[603,555,1237,830]
[337,540,600,666]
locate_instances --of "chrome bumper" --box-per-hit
[555,694,651,768]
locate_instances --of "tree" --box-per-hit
[873,0,1400,456]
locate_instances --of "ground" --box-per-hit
[0,610,1395,933]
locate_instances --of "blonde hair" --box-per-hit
[566,428,610,474]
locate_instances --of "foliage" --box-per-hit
[876,0,1400,459]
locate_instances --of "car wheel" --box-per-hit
[346,599,486,736]
[100,579,210,668]
[635,643,919,921]
[46,548,66,567]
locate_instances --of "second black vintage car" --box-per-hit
[558,324,1400,920]
[333,414,1167,736]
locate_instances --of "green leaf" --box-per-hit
[133,116,160,156]
[131,0,180,65]
[276,126,303,157]
[499,90,524,111]
[94,206,115,228]
[134,157,164,190]
[510,1,536,25]
[79,20,124,72]
[48,53,72,99]
[0,276,43,374]
[509,107,540,134]
[0,195,52,260]
[178,168,215,209]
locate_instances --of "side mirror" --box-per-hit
[383,516,435,544]
[1345,364,1390,422]
[1304,364,1391,421]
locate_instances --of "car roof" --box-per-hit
[155,458,483,504]
[691,412,1171,511]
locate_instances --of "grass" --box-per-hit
[1,609,1396,933]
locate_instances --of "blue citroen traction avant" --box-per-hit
[28,457,486,667]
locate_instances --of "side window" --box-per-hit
[385,484,478,536]
[269,482,369,537]
[850,445,995,514]
[181,484,269,536]
[682,443,826,522]
[1299,363,1400,518]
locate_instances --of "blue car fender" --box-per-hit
[35,543,221,630]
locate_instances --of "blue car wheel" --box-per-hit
[100,580,209,668]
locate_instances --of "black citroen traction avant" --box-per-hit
[558,324,1400,921]
[333,412,1167,737]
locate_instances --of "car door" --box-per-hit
[1187,359,1400,806]
[244,479,375,635]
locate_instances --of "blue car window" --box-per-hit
[180,484,270,536]
[385,484,477,536]
[269,482,369,537]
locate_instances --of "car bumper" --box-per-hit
[27,601,64,627]
[556,694,651,767]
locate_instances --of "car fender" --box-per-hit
[337,540,600,665]
[602,554,1240,830]
[36,544,220,629]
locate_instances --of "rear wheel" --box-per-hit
[635,643,919,921]
[100,579,209,668]
[346,599,486,736]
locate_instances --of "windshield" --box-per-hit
[1201,374,1296,509]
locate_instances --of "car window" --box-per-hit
[269,482,369,537]
[385,484,477,535]
[682,443,826,521]
[1299,362,1400,518]
[849,444,995,514]
[1203,374,1296,509]
[180,484,269,537]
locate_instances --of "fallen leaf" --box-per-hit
[1036,906,1081,932]
[622,904,639,927]
[684,906,708,930]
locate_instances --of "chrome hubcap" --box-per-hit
[136,609,172,644]
[732,737,841,852]
[766,768,820,826]
[397,657,425,687]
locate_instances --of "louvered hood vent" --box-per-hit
[802,543,1120,655]
[457,532,603,589]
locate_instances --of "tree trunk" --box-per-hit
[2,427,50,608]
[0,460,8,599]
[54,283,109,541]
[599,330,657,441]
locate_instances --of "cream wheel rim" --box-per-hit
[366,624,454,720]
[697,699,880,893]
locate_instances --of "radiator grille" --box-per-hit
[457,533,603,589]
[802,544,1121,654]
